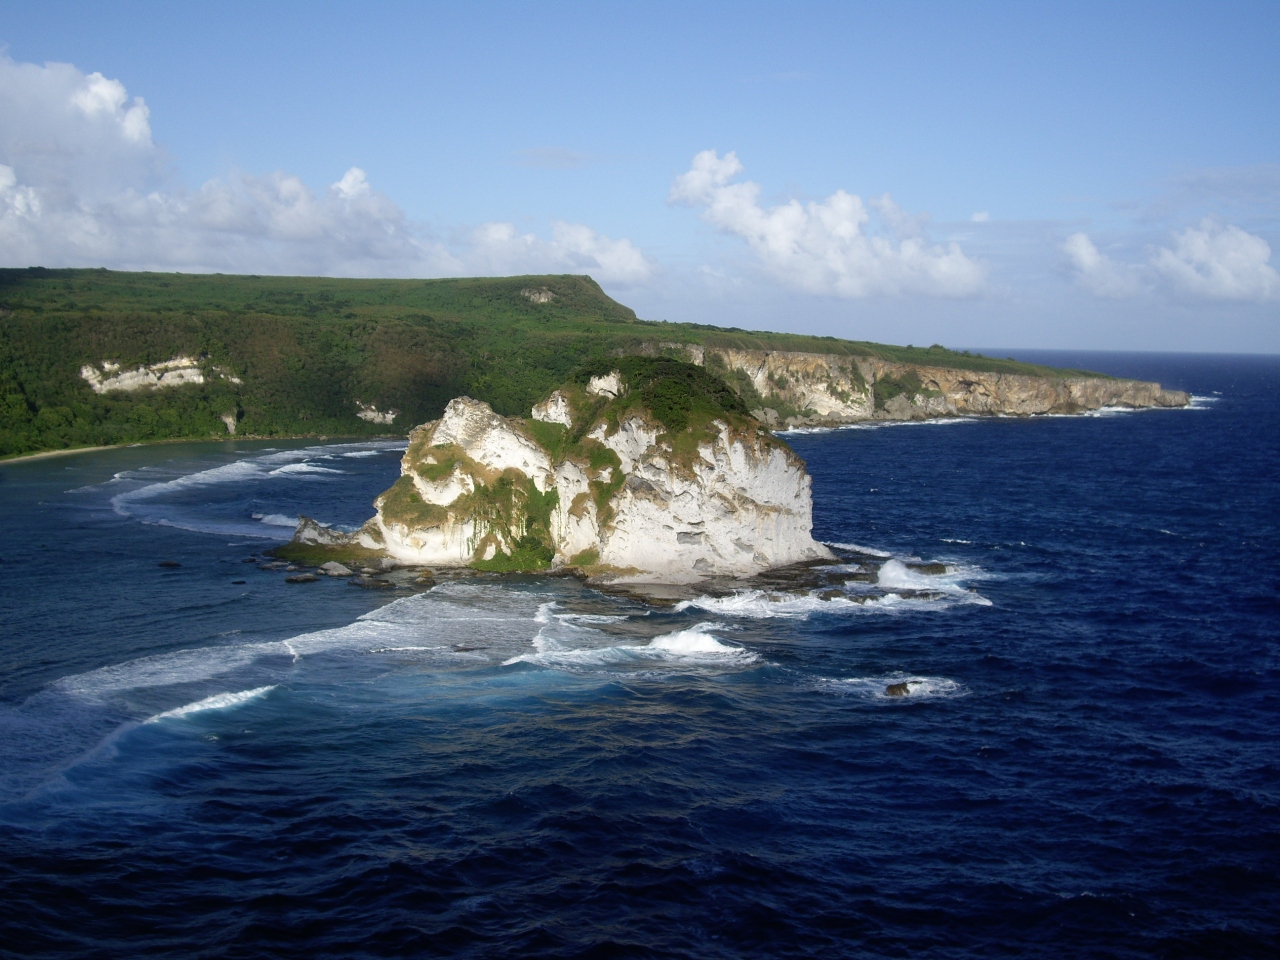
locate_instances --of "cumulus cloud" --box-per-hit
[1151,219,1279,302]
[0,56,652,284]
[462,220,652,284]
[668,149,985,298]
[1062,232,1146,298]
[1065,220,1278,303]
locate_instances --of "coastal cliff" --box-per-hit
[682,347,1190,426]
[294,358,831,581]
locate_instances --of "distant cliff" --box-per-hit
[290,358,831,582]
[1,268,1187,459]
[682,347,1189,426]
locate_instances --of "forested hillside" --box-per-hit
[0,268,1081,458]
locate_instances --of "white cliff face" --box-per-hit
[596,421,829,579]
[80,356,242,393]
[427,398,554,490]
[588,416,658,473]
[356,402,398,425]
[358,394,830,580]
[587,371,625,399]
[80,357,206,393]
[532,390,573,427]
[690,347,1188,424]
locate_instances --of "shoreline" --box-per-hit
[0,433,403,466]
[0,396,1193,465]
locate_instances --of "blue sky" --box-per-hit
[1,1,1277,351]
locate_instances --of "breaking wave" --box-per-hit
[504,622,757,670]
[256,513,300,527]
[143,686,277,723]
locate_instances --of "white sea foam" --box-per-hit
[258,513,300,527]
[1187,395,1218,410]
[818,675,964,700]
[777,418,975,436]
[675,590,859,619]
[646,623,744,656]
[877,559,993,605]
[556,612,633,624]
[54,643,285,700]
[1081,405,1132,418]
[504,622,756,669]
[876,559,945,589]
[268,462,345,477]
[143,686,276,723]
[110,442,400,510]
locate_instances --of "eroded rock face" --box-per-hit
[532,390,573,427]
[356,393,830,581]
[597,419,828,578]
[694,348,1189,424]
[80,357,207,393]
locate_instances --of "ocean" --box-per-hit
[0,352,1276,958]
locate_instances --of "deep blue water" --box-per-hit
[0,353,1277,959]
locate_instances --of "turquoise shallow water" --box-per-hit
[0,352,1276,958]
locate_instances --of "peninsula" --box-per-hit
[0,268,1186,460]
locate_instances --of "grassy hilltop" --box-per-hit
[0,267,1088,458]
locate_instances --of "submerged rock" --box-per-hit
[285,573,319,583]
[349,576,395,590]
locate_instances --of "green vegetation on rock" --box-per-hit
[460,474,559,572]
[0,267,1102,458]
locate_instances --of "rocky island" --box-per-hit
[291,358,832,582]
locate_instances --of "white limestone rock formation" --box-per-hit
[309,363,831,582]
[79,356,242,393]
[531,390,573,427]
[681,346,1189,425]
[356,402,398,425]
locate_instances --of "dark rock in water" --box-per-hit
[231,579,246,585]
[885,682,911,697]
[157,560,182,568]
[285,573,320,583]
[819,589,845,601]
[241,557,259,563]
[349,577,395,590]
[453,644,487,652]
[906,562,948,575]
[839,570,874,583]
[260,561,288,570]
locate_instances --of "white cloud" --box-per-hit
[0,55,651,285]
[460,220,653,284]
[971,211,990,223]
[1065,221,1278,303]
[669,149,985,298]
[1062,232,1146,298]
[1151,219,1279,302]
